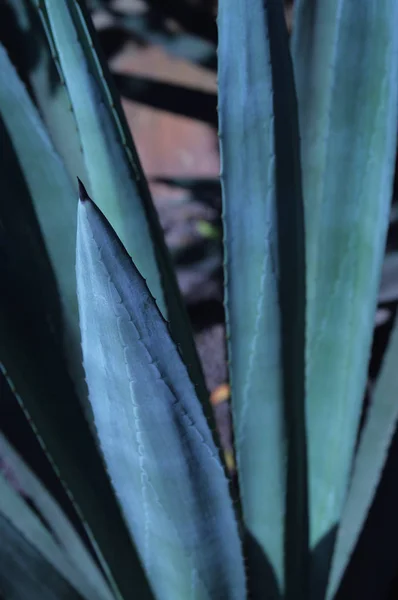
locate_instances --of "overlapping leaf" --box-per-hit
[38,0,212,424]
[218,0,307,597]
[76,186,245,600]
[292,3,398,594]
[0,434,113,600]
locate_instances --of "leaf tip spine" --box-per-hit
[77,177,90,202]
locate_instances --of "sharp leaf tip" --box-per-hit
[77,177,90,202]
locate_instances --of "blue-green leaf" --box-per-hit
[217,0,307,596]
[0,163,152,599]
[76,186,245,600]
[6,0,86,185]
[327,312,398,598]
[40,0,164,311]
[0,471,96,600]
[38,0,211,425]
[292,1,398,593]
[0,434,113,600]
[0,41,85,404]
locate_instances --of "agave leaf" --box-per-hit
[145,0,217,44]
[0,518,83,600]
[291,1,398,591]
[0,187,152,599]
[113,73,217,125]
[217,0,307,596]
[75,185,245,600]
[0,433,113,600]
[0,42,87,404]
[5,0,86,185]
[0,321,152,600]
[0,471,100,600]
[38,0,212,425]
[38,0,164,313]
[326,312,398,598]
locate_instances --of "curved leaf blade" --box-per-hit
[0,205,152,600]
[0,42,85,404]
[327,312,398,598]
[4,0,86,185]
[39,0,212,426]
[292,3,398,591]
[76,186,245,600]
[0,472,96,600]
[0,433,113,600]
[217,0,307,596]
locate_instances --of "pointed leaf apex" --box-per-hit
[77,178,90,202]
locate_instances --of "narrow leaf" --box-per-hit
[0,201,152,599]
[40,0,164,312]
[0,433,113,600]
[327,312,398,598]
[292,2,398,592]
[39,0,212,425]
[5,0,86,185]
[76,187,245,600]
[0,472,97,600]
[217,0,307,596]
[0,41,86,405]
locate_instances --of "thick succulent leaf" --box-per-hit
[217,0,307,596]
[5,0,86,185]
[39,0,211,424]
[0,42,87,405]
[0,472,97,600]
[0,433,113,600]
[38,0,164,311]
[76,187,245,600]
[0,335,152,600]
[113,73,217,125]
[326,312,398,599]
[0,219,152,599]
[292,1,398,590]
[0,516,82,600]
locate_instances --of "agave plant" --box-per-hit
[1,0,398,599]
